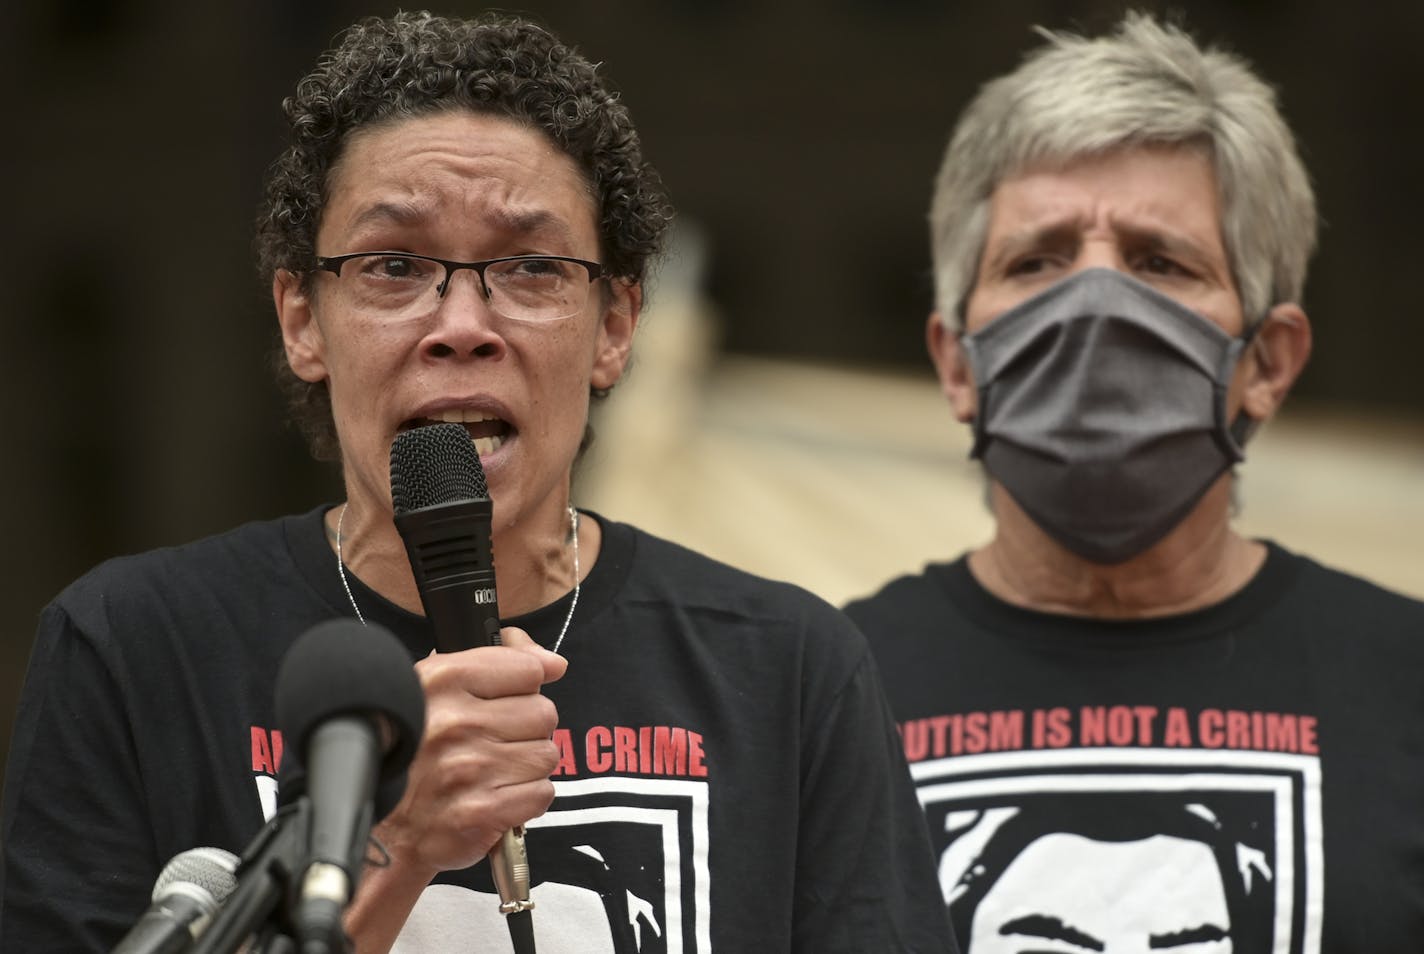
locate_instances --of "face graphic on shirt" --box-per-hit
[966,832,1232,953]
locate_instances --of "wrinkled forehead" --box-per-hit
[324,105,598,215]
[988,139,1218,217]
[318,110,600,249]
[972,142,1229,280]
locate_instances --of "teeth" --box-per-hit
[433,409,498,424]
[472,435,505,457]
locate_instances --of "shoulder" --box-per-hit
[843,559,964,631]
[49,508,326,647]
[1266,540,1424,625]
[58,511,309,599]
[597,515,870,664]
[612,517,850,620]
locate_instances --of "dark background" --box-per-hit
[3,1,1422,775]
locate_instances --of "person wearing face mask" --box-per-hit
[844,11,1424,952]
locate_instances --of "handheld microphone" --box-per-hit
[390,422,537,946]
[274,618,426,954]
[112,847,239,954]
[391,422,501,652]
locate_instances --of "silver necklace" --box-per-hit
[335,504,581,653]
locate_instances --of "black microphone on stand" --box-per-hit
[111,847,239,954]
[390,422,536,954]
[277,619,426,954]
[189,619,424,954]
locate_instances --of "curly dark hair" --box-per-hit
[256,10,674,460]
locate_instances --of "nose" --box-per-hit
[1075,236,1129,274]
[421,269,506,361]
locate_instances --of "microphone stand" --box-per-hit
[187,798,330,954]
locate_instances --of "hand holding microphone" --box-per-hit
[372,629,563,874]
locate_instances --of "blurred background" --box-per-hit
[2,0,1421,779]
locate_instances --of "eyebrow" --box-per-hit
[1150,923,1229,947]
[998,914,1103,950]
[1113,223,1217,270]
[982,216,1217,274]
[489,205,569,237]
[995,914,1230,950]
[347,200,427,232]
[981,220,1083,273]
[346,200,575,244]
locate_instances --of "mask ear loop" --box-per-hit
[1214,316,1268,460]
[958,331,993,460]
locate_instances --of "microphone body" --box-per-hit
[394,496,500,651]
[112,847,239,954]
[296,716,382,945]
[390,424,536,922]
[273,619,426,954]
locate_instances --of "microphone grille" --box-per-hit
[275,618,427,782]
[390,423,488,514]
[153,847,240,904]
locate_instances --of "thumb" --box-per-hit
[499,625,569,685]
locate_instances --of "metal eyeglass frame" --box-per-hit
[314,252,606,320]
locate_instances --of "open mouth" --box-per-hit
[402,409,512,457]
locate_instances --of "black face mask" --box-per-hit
[961,268,1258,564]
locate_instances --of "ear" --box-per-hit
[926,311,977,423]
[1238,302,1312,422]
[591,278,641,391]
[274,270,329,384]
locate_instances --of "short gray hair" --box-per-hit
[929,11,1316,328]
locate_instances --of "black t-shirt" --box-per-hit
[2,507,955,953]
[846,543,1424,953]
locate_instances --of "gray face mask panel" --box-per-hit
[961,268,1256,564]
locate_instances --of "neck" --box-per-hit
[969,478,1265,619]
[328,496,595,618]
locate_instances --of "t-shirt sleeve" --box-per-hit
[1,602,157,952]
[791,628,959,953]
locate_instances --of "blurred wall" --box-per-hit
[3,0,1422,775]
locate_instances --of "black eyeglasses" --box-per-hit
[314,252,606,323]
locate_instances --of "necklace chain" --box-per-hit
[553,507,581,653]
[335,503,581,652]
[335,503,367,626]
